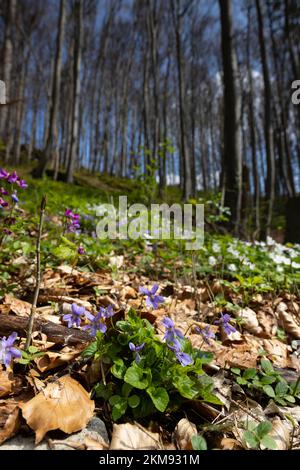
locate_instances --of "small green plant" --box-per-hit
[242,421,277,450]
[232,359,298,405]
[84,308,222,421]
[18,345,45,365]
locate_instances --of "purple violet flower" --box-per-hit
[0,169,9,180]
[139,284,164,309]
[0,188,8,195]
[215,313,236,335]
[161,317,185,342]
[11,192,19,204]
[17,179,28,189]
[83,310,107,335]
[0,332,22,368]
[175,351,193,367]
[7,171,18,184]
[63,303,86,328]
[77,245,85,255]
[129,342,145,364]
[0,198,8,208]
[195,325,215,345]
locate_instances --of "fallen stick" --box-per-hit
[0,315,91,345]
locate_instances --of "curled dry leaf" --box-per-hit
[35,347,83,372]
[0,400,20,445]
[3,294,32,317]
[277,302,300,339]
[20,375,95,444]
[110,423,161,450]
[0,368,13,398]
[174,418,197,450]
[267,417,291,450]
[235,307,263,336]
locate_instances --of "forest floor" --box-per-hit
[0,165,299,451]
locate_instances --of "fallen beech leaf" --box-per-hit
[235,307,263,336]
[174,418,197,450]
[35,347,82,372]
[3,294,31,317]
[85,437,109,450]
[20,375,95,443]
[220,437,243,450]
[0,400,20,444]
[277,302,300,339]
[267,417,291,450]
[110,423,161,450]
[0,368,13,398]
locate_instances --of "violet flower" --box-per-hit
[0,169,9,179]
[17,179,28,189]
[0,332,22,368]
[215,313,236,335]
[129,342,145,364]
[63,303,86,328]
[139,284,164,309]
[11,192,19,204]
[77,245,85,255]
[161,317,185,342]
[83,305,115,336]
[83,311,107,335]
[7,171,18,184]
[195,325,215,345]
[175,351,193,367]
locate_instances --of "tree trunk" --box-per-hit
[66,0,83,184]
[219,0,242,234]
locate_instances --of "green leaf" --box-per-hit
[260,435,277,450]
[128,395,140,409]
[275,381,289,397]
[124,364,151,390]
[243,368,257,380]
[237,377,247,385]
[243,430,259,449]
[191,435,207,451]
[263,385,275,398]
[172,374,199,400]
[146,386,169,412]
[256,421,272,438]
[109,395,124,406]
[18,358,30,364]
[82,341,97,358]
[231,368,241,375]
[284,395,296,403]
[259,375,276,385]
[53,244,75,260]
[94,382,114,400]
[28,346,39,354]
[121,383,133,398]
[261,359,274,374]
[111,399,128,421]
[111,358,127,379]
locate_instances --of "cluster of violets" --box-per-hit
[161,317,193,367]
[64,208,85,255]
[62,303,115,335]
[64,209,81,234]
[0,168,28,209]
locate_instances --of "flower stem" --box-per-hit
[25,196,46,350]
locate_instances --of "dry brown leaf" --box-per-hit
[0,368,13,398]
[174,418,197,450]
[110,423,161,450]
[3,294,31,317]
[268,417,291,450]
[35,347,82,372]
[85,436,109,450]
[277,302,300,339]
[219,437,243,450]
[20,375,95,443]
[262,339,290,368]
[235,307,263,336]
[0,400,20,444]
